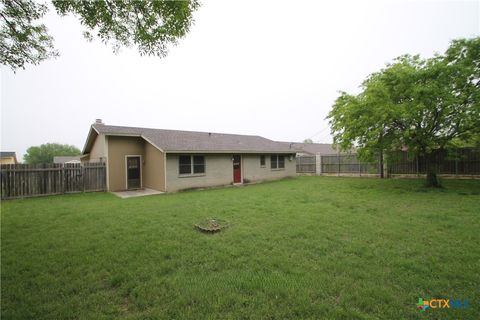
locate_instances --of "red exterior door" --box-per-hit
[233,155,242,183]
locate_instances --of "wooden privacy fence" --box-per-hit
[321,154,381,175]
[0,162,106,200]
[296,148,480,176]
[296,156,316,173]
[388,149,480,175]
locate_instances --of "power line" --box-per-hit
[307,126,330,140]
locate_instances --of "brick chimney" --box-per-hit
[95,119,104,125]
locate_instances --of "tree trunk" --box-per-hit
[426,171,440,187]
[425,152,441,188]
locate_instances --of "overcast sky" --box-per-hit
[1,0,479,160]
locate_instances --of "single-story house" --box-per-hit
[82,120,297,192]
[53,156,82,164]
[288,142,339,156]
[0,151,18,165]
[278,142,355,156]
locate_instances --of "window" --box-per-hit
[271,155,277,169]
[179,155,205,175]
[270,154,285,169]
[193,156,205,174]
[278,155,285,168]
[179,155,192,174]
[260,155,266,167]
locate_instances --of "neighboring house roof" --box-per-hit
[294,142,339,155]
[0,151,16,158]
[84,124,298,154]
[277,142,353,155]
[53,156,82,164]
[0,151,18,164]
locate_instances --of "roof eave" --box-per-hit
[82,125,100,155]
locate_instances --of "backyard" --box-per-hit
[1,176,479,319]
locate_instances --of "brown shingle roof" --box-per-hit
[277,142,354,155]
[92,124,296,153]
[291,142,339,155]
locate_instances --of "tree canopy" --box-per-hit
[24,143,81,164]
[1,0,200,70]
[327,37,480,187]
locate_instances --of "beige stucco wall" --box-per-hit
[88,133,106,162]
[143,142,166,192]
[165,153,296,192]
[1,157,16,165]
[243,154,296,182]
[107,136,145,191]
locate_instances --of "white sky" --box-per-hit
[1,0,479,160]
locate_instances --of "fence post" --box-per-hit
[82,164,86,192]
[416,155,419,177]
[316,154,322,175]
[455,149,459,176]
[61,164,65,194]
[383,158,388,178]
[338,154,340,176]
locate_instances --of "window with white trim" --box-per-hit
[179,155,192,174]
[179,155,205,175]
[260,155,266,167]
[193,155,205,174]
[271,155,285,169]
[278,155,285,168]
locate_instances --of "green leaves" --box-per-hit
[52,0,200,57]
[327,37,480,160]
[24,143,81,164]
[1,0,200,70]
[0,0,58,70]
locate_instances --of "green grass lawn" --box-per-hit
[2,177,479,319]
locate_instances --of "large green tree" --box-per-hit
[328,37,480,187]
[24,143,81,164]
[1,0,200,70]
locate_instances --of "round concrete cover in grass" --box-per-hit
[195,218,228,233]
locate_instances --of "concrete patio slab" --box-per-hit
[112,188,164,199]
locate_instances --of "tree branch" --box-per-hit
[11,0,38,21]
[0,12,18,34]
